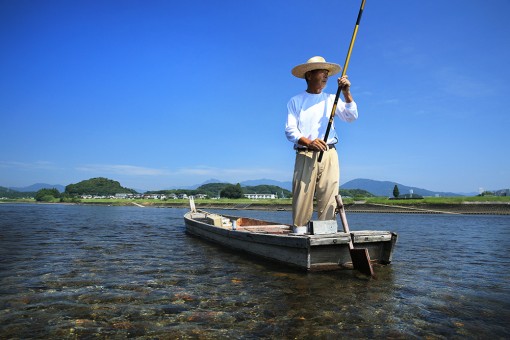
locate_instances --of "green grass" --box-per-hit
[3,196,508,206]
[0,198,35,203]
[365,196,510,205]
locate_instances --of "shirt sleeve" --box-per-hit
[336,99,358,122]
[285,98,302,145]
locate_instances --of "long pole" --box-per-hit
[318,0,366,163]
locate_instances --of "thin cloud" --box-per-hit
[177,166,288,181]
[0,160,57,170]
[76,164,167,176]
[381,98,399,104]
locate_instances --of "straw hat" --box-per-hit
[291,56,341,79]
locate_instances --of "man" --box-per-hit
[285,56,358,230]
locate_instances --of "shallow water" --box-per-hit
[0,204,509,338]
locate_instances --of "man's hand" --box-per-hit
[307,138,327,151]
[338,75,351,90]
[338,75,353,103]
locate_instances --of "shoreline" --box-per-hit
[2,200,510,215]
[83,201,510,215]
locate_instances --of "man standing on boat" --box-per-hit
[285,56,358,230]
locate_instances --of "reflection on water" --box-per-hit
[0,204,509,338]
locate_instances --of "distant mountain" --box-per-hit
[10,183,65,193]
[342,178,462,197]
[456,191,479,196]
[163,178,225,190]
[8,178,487,197]
[240,179,292,191]
[185,178,463,196]
[202,178,223,185]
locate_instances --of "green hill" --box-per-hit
[339,188,374,198]
[65,177,138,196]
[0,186,35,198]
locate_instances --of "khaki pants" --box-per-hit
[292,148,339,227]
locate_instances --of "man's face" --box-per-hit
[306,69,329,91]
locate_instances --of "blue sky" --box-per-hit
[1,0,508,193]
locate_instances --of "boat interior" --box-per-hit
[190,212,293,234]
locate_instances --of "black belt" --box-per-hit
[296,144,336,152]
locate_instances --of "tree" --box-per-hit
[479,191,494,196]
[35,188,60,202]
[393,184,400,198]
[195,183,231,198]
[244,185,292,198]
[220,183,243,199]
[0,186,35,199]
[339,188,374,198]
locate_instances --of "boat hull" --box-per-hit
[184,211,397,272]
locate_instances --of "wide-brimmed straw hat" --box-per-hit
[291,56,341,79]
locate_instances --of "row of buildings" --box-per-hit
[80,193,278,200]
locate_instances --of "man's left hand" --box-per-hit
[338,75,351,91]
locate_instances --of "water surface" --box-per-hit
[0,204,508,338]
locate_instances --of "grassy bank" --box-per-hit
[80,196,510,207]
[3,196,509,206]
[3,196,509,214]
[364,196,510,205]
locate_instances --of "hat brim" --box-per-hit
[291,62,341,79]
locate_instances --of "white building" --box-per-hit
[244,193,276,200]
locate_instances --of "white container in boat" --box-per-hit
[292,226,307,234]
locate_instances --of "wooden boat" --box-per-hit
[184,200,397,272]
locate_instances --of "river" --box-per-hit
[0,203,508,338]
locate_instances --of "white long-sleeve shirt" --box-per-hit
[285,91,358,147]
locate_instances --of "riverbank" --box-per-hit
[84,200,510,215]
[3,199,509,215]
[343,202,510,215]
